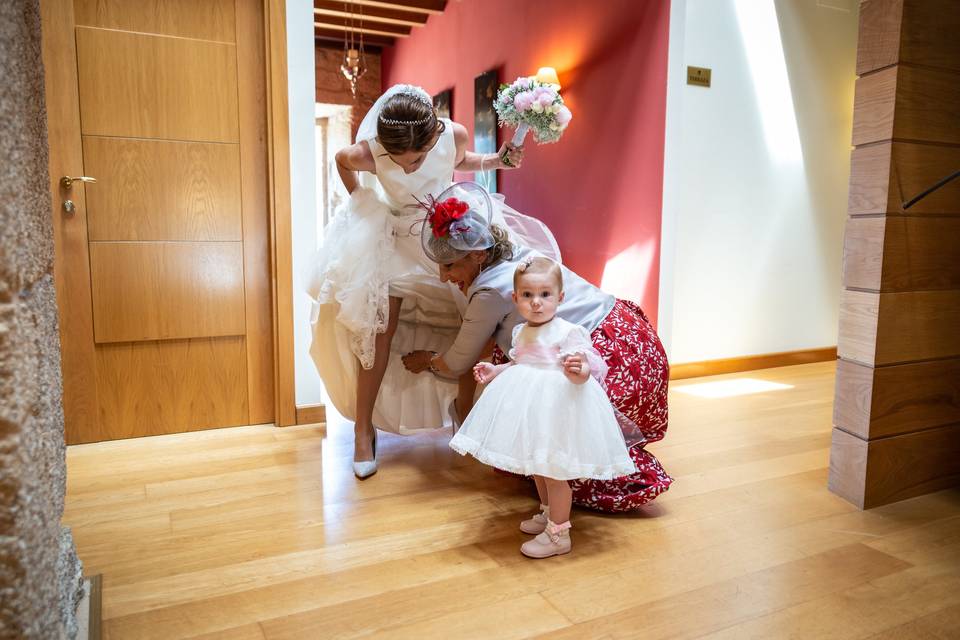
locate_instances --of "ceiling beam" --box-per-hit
[317,0,446,16]
[314,1,429,27]
[314,19,411,37]
[314,26,396,48]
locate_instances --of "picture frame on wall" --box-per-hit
[433,88,452,120]
[474,69,498,193]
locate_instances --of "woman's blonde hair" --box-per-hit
[483,224,514,267]
[513,256,563,291]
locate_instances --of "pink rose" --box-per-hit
[514,92,534,111]
[556,105,572,125]
[534,87,557,101]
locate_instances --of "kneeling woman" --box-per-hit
[402,183,672,512]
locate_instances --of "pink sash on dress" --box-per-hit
[511,343,562,367]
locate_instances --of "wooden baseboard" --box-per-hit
[295,403,326,425]
[670,347,837,380]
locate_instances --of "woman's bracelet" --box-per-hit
[479,153,497,173]
[428,351,440,374]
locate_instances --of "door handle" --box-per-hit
[60,175,97,189]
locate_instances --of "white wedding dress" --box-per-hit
[308,115,559,434]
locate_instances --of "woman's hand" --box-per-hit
[497,142,524,169]
[401,350,433,374]
[563,354,591,385]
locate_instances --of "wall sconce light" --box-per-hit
[535,66,561,89]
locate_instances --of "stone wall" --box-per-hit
[0,1,83,638]
[315,44,381,137]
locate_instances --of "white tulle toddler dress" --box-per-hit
[450,316,636,480]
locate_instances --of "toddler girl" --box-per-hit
[449,257,636,558]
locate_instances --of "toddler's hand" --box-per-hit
[563,354,590,384]
[473,362,496,384]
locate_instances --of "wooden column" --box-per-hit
[829,0,960,509]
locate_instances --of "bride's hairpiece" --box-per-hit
[379,114,432,126]
[379,85,435,126]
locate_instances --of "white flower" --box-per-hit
[549,123,559,130]
[531,102,543,113]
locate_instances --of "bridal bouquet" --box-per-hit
[495,76,573,148]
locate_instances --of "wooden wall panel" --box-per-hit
[840,289,960,365]
[857,0,960,75]
[828,428,870,509]
[843,217,960,291]
[832,0,960,509]
[90,242,246,343]
[879,218,960,291]
[892,65,960,145]
[834,357,960,439]
[899,0,960,72]
[74,0,237,42]
[833,358,874,439]
[83,136,242,241]
[831,423,960,509]
[837,290,879,365]
[841,217,885,291]
[848,142,960,216]
[874,290,960,364]
[236,0,274,425]
[852,65,960,147]
[851,66,896,146]
[847,142,892,215]
[855,0,903,75]
[75,27,239,142]
[865,424,960,508]
[93,336,248,442]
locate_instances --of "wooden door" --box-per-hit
[41,0,275,443]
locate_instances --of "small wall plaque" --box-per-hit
[687,66,711,87]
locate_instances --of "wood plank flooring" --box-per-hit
[63,361,960,639]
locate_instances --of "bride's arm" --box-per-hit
[335,141,376,193]
[450,122,523,172]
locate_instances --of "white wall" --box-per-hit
[658,0,858,364]
[287,0,322,406]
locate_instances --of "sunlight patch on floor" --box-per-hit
[672,377,794,398]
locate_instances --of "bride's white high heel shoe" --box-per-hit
[352,429,378,479]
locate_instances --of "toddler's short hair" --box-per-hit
[513,256,563,291]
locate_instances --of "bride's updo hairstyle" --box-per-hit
[377,93,445,155]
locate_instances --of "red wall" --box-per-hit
[382,0,671,322]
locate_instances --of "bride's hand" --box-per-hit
[497,142,524,169]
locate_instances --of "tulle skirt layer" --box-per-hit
[308,187,459,434]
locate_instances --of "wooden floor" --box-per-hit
[64,361,960,639]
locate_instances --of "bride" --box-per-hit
[307,84,557,478]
